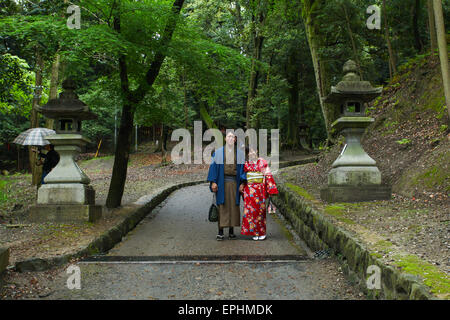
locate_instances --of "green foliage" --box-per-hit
[78,78,121,146]
[1,0,447,154]
[0,53,34,116]
[0,15,69,62]
[0,180,7,204]
[0,53,35,145]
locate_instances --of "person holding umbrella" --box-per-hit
[34,144,59,184]
[13,127,57,185]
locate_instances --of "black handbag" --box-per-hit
[208,193,219,222]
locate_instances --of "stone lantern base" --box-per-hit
[29,204,102,223]
[37,183,95,205]
[320,184,391,203]
[30,184,102,223]
[321,167,391,203]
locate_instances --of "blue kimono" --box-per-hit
[207,146,247,206]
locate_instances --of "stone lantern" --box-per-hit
[298,122,311,152]
[320,60,391,202]
[30,80,102,222]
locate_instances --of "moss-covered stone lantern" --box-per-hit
[30,79,102,222]
[320,60,391,202]
[298,122,311,152]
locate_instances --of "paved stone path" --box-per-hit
[44,184,364,300]
[109,184,307,257]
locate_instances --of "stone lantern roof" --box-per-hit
[324,60,382,104]
[37,79,97,120]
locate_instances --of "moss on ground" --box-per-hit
[285,183,315,201]
[373,240,394,254]
[393,254,450,299]
[420,84,446,118]
[324,205,345,216]
[370,252,383,259]
[414,162,450,192]
[324,205,355,224]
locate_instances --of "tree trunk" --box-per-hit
[302,0,335,144]
[29,51,44,186]
[199,100,217,130]
[181,69,189,128]
[286,51,300,149]
[383,0,397,77]
[106,0,185,208]
[105,102,134,208]
[46,53,60,130]
[343,4,363,79]
[246,11,264,129]
[412,0,424,53]
[433,0,450,120]
[427,0,438,52]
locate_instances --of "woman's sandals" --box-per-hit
[252,235,267,241]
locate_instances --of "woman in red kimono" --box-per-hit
[241,148,278,241]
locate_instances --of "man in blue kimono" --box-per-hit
[207,131,247,240]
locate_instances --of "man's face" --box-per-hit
[225,132,235,147]
[45,145,51,151]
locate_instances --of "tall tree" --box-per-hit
[246,0,266,129]
[427,0,438,52]
[285,50,300,149]
[301,0,335,143]
[106,0,186,208]
[412,0,424,53]
[432,0,450,120]
[29,51,43,186]
[383,0,397,78]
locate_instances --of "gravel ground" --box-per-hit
[0,258,365,300]
[39,260,365,300]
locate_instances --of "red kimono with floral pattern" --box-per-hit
[241,158,278,237]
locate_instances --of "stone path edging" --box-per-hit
[14,180,206,273]
[277,156,320,170]
[271,182,434,300]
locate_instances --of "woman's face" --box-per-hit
[249,148,257,161]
